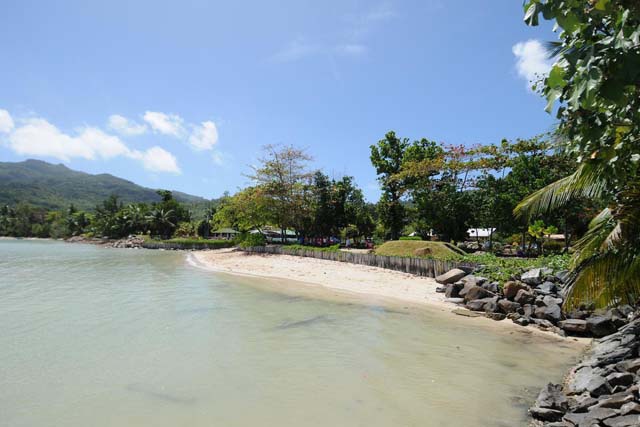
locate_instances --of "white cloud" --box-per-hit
[0,109,14,133]
[107,114,147,136]
[2,111,181,174]
[133,146,181,174]
[188,120,219,151]
[512,39,553,83]
[143,111,185,137]
[8,119,130,161]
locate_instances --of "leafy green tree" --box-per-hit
[518,0,640,308]
[247,144,314,238]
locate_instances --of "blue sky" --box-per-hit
[0,0,556,201]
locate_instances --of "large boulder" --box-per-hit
[536,281,558,295]
[463,286,493,303]
[514,289,536,305]
[521,268,544,286]
[535,303,562,323]
[587,316,618,338]
[559,319,588,334]
[535,383,568,412]
[435,268,467,285]
[503,281,529,300]
[498,299,521,314]
[445,282,464,298]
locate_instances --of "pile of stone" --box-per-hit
[110,235,145,249]
[529,316,640,426]
[435,267,634,337]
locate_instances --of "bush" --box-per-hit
[399,236,423,241]
[237,232,266,248]
[459,253,570,283]
[283,243,340,252]
[163,238,235,249]
[173,222,197,238]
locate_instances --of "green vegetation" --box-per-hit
[374,240,464,259]
[519,0,640,309]
[461,253,570,284]
[0,159,209,213]
[283,244,341,252]
[161,238,235,249]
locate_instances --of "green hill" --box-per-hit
[0,159,210,212]
[374,240,465,259]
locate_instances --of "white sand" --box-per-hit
[189,249,590,345]
[191,248,449,306]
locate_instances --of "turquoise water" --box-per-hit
[0,240,580,426]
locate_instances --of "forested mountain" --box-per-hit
[0,159,209,211]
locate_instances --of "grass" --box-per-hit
[374,240,465,258]
[148,237,235,249]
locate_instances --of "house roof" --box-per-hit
[467,228,495,238]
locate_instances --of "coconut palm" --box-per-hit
[515,160,640,310]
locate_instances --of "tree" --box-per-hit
[247,144,314,238]
[518,1,640,308]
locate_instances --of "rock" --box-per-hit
[515,289,536,305]
[569,366,597,394]
[536,281,558,295]
[523,304,534,317]
[487,312,506,321]
[435,286,446,293]
[606,372,635,388]
[504,281,529,300]
[556,270,570,283]
[588,316,618,338]
[603,415,640,427]
[521,268,544,286]
[582,406,619,422]
[435,268,467,284]
[567,310,591,320]
[458,282,476,299]
[536,383,569,411]
[452,308,482,318]
[544,303,563,323]
[560,319,589,334]
[586,376,612,397]
[619,402,640,415]
[445,282,464,298]
[482,281,500,293]
[445,297,465,304]
[596,393,635,409]
[618,359,640,374]
[544,295,564,306]
[463,286,493,303]
[514,316,530,327]
[568,394,599,412]
[466,299,488,311]
[530,407,565,422]
[498,299,521,314]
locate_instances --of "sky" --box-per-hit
[0,0,557,201]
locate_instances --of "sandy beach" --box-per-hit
[191,248,448,306]
[190,249,590,344]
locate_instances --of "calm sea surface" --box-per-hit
[0,240,580,426]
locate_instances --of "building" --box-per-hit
[211,228,241,240]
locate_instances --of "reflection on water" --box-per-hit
[0,240,581,427]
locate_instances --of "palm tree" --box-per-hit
[515,161,640,310]
[147,208,175,240]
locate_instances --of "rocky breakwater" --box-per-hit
[435,267,635,338]
[110,235,145,248]
[529,315,640,426]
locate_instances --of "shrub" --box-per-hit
[459,253,570,283]
[399,236,423,241]
[173,222,197,238]
[283,243,340,252]
[237,232,266,248]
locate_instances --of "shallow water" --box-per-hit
[0,240,580,427]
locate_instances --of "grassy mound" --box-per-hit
[374,240,464,258]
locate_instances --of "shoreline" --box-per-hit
[190,249,591,345]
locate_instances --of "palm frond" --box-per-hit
[514,162,607,219]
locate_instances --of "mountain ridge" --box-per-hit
[0,159,209,211]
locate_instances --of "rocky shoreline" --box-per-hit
[435,267,634,339]
[529,315,640,426]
